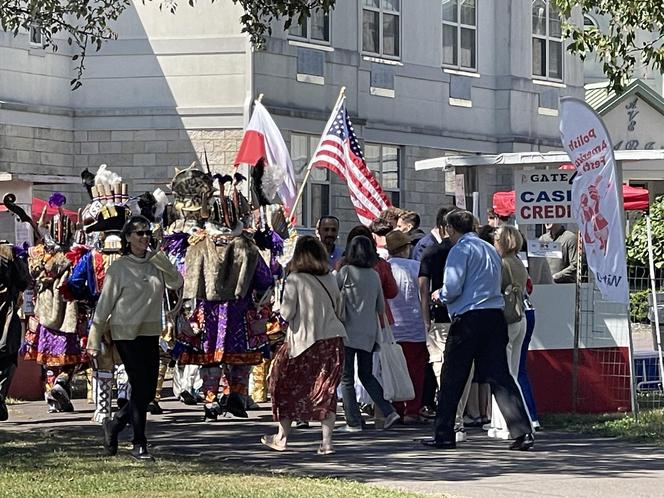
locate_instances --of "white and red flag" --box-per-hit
[311,98,391,225]
[234,101,297,216]
[559,97,629,304]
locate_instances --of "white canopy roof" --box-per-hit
[415,149,664,172]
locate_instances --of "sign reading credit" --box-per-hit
[514,170,573,224]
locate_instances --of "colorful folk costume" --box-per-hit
[167,164,273,420]
[21,195,84,413]
[0,243,31,421]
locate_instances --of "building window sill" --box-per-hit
[443,67,480,78]
[533,79,566,88]
[449,98,472,108]
[288,39,334,52]
[362,55,403,66]
[370,87,395,98]
[297,74,325,85]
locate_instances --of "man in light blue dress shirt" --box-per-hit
[422,210,534,451]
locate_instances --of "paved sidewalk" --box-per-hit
[3,394,664,498]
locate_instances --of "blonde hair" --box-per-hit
[495,226,523,256]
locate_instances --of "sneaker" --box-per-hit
[383,411,401,430]
[455,429,467,442]
[336,424,363,433]
[419,406,436,419]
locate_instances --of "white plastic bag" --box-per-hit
[378,321,415,402]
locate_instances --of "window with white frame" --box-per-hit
[291,133,331,228]
[532,0,563,80]
[29,23,44,47]
[442,0,477,70]
[362,0,400,58]
[364,143,401,207]
[289,8,330,43]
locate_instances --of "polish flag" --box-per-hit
[234,101,297,216]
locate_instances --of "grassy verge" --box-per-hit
[541,408,664,445]
[0,430,433,498]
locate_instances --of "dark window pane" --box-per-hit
[289,19,306,38]
[532,38,546,76]
[311,9,329,41]
[364,0,380,7]
[389,191,400,208]
[443,24,458,65]
[382,146,399,189]
[363,10,380,53]
[383,13,399,56]
[460,27,475,68]
[549,40,562,79]
[442,0,458,22]
[311,184,330,226]
[532,0,546,35]
[548,6,561,38]
[460,0,476,26]
[291,134,309,179]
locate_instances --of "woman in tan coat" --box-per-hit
[262,236,346,455]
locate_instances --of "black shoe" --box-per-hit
[203,401,221,422]
[509,433,535,451]
[50,384,74,413]
[102,418,119,456]
[225,393,248,418]
[117,397,128,410]
[421,438,456,450]
[147,401,163,415]
[179,391,198,406]
[130,444,155,462]
[0,396,8,422]
[295,420,310,429]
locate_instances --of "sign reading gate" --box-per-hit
[515,170,574,224]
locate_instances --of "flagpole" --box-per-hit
[289,86,347,222]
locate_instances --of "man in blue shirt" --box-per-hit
[423,210,534,451]
[316,215,343,270]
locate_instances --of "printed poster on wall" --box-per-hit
[559,97,629,304]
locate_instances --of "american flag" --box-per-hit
[311,99,391,225]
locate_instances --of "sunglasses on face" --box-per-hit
[132,230,152,237]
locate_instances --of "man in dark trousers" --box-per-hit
[422,210,534,451]
[0,242,31,421]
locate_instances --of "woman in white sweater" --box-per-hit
[86,215,183,461]
[263,236,346,455]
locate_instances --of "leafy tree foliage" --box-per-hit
[627,195,664,269]
[0,0,335,89]
[554,1,664,94]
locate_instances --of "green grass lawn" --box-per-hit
[542,407,664,445]
[0,430,432,498]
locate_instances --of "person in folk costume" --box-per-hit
[58,165,132,422]
[21,193,85,413]
[0,238,31,421]
[168,162,273,421]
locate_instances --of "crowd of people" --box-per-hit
[0,160,582,459]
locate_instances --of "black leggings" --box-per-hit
[113,336,160,446]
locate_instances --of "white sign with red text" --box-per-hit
[514,170,574,224]
[559,97,629,305]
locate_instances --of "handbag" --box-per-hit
[245,287,273,349]
[502,262,524,324]
[378,315,415,402]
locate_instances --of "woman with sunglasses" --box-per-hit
[86,215,183,461]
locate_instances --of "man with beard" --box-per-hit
[316,216,343,270]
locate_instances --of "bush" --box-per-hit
[630,290,650,323]
[627,195,664,268]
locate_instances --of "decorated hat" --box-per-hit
[85,204,130,233]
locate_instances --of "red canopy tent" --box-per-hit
[0,198,78,220]
[493,184,650,216]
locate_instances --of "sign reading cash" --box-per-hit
[514,170,574,224]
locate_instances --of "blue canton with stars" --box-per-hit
[328,103,365,162]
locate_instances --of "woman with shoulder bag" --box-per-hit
[487,225,531,439]
[337,236,400,432]
[262,236,346,455]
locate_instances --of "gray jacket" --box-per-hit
[539,229,578,283]
[337,265,385,352]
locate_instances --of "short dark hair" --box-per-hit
[477,224,496,244]
[345,235,378,268]
[346,224,375,249]
[445,210,475,234]
[399,211,420,229]
[436,206,455,228]
[289,235,329,275]
[316,215,339,229]
[370,217,393,236]
[121,215,152,254]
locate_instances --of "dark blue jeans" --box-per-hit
[518,309,539,423]
[340,346,394,427]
